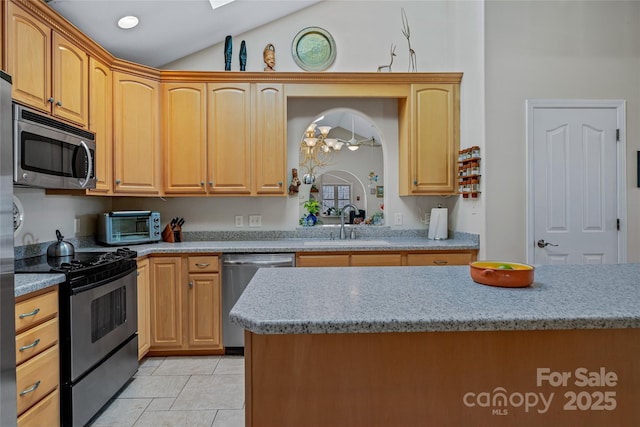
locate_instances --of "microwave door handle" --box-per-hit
[78,140,92,189]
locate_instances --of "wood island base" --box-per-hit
[244,328,640,427]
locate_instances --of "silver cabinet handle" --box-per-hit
[200,181,205,186]
[56,100,62,107]
[537,239,559,248]
[19,308,40,319]
[48,97,54,104]
[208,181,213,186]
[413,179,418,185]
[20,380,41,396]
[195,263,210,268]
[278,181,283,186]
[433,260,448,265]
[115,179,121,185]
[188,281,193,288]
[19,339,40,352]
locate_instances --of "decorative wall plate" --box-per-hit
[291,27,336,71]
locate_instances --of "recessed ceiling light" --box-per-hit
[117,15,139,30]
[209,0,235,10]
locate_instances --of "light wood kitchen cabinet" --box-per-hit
[162,82,208,194]
[149,256,183,349]
[400,83,460,195]
[406,251,476,266]
[297,249,476,267]
[207,83,252,194]
[137,257,150,359]
[87,57,113,194]
[7,1,88,126]
[253,83,286,195]
[15,287,60,426]
[149,255,222,354]
[187,255,222,350]
[163,82,286,196]
[296,253,350,267]
[113,71,161,195]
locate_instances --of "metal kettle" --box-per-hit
[47,230,75,257]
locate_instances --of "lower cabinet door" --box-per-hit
[17,388,59,427]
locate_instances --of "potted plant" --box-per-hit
[300,199,321,226]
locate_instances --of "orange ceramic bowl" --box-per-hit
[469,261,535,288]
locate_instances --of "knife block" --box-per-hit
[161,224,183,243]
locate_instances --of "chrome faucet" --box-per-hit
[340,203,358,239]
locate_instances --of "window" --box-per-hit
[321,184,351,216]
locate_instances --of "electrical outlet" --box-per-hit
[249,215,262,227]
[394,212,403,226]
[235,215,243,227]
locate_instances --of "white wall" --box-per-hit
[485,1,640,262]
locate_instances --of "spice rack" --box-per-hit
[458,146,481,198]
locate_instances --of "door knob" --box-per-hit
[537,239,558,248]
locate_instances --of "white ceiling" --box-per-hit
[46,0,322,68]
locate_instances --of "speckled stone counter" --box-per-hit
[230,263,640,334]
[238,263,640,426]
[15,273,65,297]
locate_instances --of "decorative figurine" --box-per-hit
[401,8,417,72]
[288,168,301,195]
[377,44,396,72]
[224,35,232,71]
[263,43,276,72]
[239,40,247,71]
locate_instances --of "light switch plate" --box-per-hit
[235,215,243,227]
[394,212,403,226]
[249,215,262,227]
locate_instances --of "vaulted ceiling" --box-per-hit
[46,0,322,68]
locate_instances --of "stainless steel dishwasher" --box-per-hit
[222,253,295,354]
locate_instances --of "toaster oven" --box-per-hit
[96,211,161,246]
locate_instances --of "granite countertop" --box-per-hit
[14,234,479,297]
[229,263,640,334]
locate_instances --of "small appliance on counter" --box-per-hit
[427,205,448,240]
[96,211,161,246]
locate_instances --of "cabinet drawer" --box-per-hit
[296,254,350,267]
[406,253,473,266]
[16,344,59,415]
[15,317,58,365]
[17,388,59,427]
[351,253,403,267]
[15,290,58,333]
[188,256,219,273]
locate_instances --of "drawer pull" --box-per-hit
[188,281,193,288]
[433,260,448,265]
[20,380,41,396]
[195,263,210,268]
[19,308,40,319]
[19,338,41,352]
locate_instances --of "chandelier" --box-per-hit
[299,123,342,183]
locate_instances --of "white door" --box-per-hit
[527,100,626,265]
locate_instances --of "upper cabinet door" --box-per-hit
[405,83,460,195]
[207,83,252,195]
[51,32,88,125]
[113,71,161,195]
[7,1,51,112]
[87,57,113,194]
[253,83,286,196]
[162,82,208,194]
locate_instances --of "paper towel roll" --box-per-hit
[428,208,448,240]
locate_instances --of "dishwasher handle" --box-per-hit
[223,258,294,267]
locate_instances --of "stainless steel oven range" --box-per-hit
[16,248,139,427]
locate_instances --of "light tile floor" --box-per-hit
[89,356,245,427]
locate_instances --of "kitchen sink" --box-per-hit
[303,240,390,246]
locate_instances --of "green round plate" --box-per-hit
[291,27,336,71]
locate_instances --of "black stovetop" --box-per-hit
[15,248,138,289]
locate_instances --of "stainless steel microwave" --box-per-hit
[13,103,96,189]
[96,211,161,246]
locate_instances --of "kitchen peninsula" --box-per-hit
[230,264,640,427]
